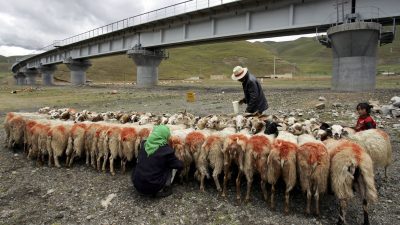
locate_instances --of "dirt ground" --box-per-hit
[0,84,399,225]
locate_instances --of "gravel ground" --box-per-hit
[0,85,399,225]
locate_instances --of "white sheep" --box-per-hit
[330,125,392,178]
[328,139,377,225]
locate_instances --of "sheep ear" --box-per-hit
[342,130,349,136]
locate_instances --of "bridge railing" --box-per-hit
[15,0,239,64]
[52,0,239,48]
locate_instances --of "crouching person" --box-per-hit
[132,125,183,197]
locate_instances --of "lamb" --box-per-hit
[267,131,298,214]
[118,126,137,173]
[242,133,274,203]
[297,134,330,216]
[328,139,377,225]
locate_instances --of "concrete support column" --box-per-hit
[328,22,381,92]
[14,72,26,85]
[127,48,168,87]
[25,69,39,85]
[39,65,57,86]
[64,58,91,85]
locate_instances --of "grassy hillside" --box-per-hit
[264,26,400,75]
[2,28,399,83]
[55,41,294,82]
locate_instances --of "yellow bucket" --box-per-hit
[186,92,196,102]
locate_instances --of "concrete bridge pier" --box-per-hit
[25,69,39,85]
[14,72,26,85]
[328,22,381,92]
[128,48,168,87]
[39,65,57,85]
[64,59,91,85]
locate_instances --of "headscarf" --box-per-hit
[144,125,171,157]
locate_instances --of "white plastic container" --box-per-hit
[232,101,239,114]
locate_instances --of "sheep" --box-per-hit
[345,129,392,179]
[330,125,392,178]
[118,126,137,173]
[221,133,249,201]
[27,122,51,165]
[242,133,274,203]
[7,115,26,149]
[267,131,298,214]
[169,128,194,182]
[47,123,72,168]
[198,134,224,192]
[84,123,103,168]
[297,134,330,216]
[134,126,152,159]
[328,139,377,225]
[103,125,122,175]
[184,130,209,182]
[4,112,16,147]
[65,122,89,167]
[95,125,111,172]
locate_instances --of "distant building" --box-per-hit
[210,75,226,80]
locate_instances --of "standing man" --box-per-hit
[232,66,268,114]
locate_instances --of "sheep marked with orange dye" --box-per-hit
[267,131,298,214]
[243,134,274,203]
[297,134,330,216]
[222,133,249,200]
[328,139,377,225]
[198,135,224,192]
[119,127,137,173]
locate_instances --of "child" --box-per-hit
[355,102,376,132]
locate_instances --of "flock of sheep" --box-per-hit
[4,107,393,225]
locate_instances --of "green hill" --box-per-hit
[1,29,399,82]
[263,26,400,75]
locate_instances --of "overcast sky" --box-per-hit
[0,0,313,57]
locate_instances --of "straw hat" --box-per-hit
[231,66,248,81]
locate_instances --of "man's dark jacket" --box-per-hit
[132,141,183,195]
[241,73,268,113]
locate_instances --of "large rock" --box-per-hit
[390,96,400,104]
[393,101,400,108]
[392,109,400,118]
[381,105,394,116]
[318,96,326,101]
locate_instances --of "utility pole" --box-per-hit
[273,56,276,76]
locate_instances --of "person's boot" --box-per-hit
[154,186,172,198]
